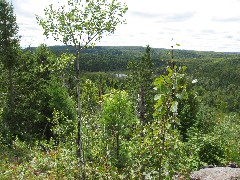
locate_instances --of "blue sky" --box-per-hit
[8,0,240,52]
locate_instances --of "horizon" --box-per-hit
[26,44,240,54]
[7,0,240,52]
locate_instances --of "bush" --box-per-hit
[211,113,240,164]
[186,130,225,168]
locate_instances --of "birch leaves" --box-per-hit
[36,0,128,48]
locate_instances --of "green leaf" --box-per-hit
[170,101,178,113]
[154,94,161,101]
[166,123,171,129]
[176,93,182,99]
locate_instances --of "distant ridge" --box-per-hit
[24,45,240,59]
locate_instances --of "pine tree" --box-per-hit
[127,45,155,125]
[0,0,20,132]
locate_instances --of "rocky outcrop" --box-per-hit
[190,167,240,180]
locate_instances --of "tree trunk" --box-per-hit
[139,86,146,126]
[116,130,120,168]
[76,44,83,165]
[8,67,14,108]
[139,86,146,179]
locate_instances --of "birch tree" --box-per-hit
[36,0,128,166]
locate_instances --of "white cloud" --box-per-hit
[8,0,240,52]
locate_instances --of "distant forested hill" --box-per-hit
[26,45,240,75]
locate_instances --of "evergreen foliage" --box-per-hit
[127,45,155,125]
[0,0,20,137]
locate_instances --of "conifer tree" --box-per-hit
[127,45,155,125]
[0,0,20,131]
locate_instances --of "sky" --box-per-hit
[7,0,240,52]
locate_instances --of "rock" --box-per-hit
[190,167,240,180]
[227,162,237,168]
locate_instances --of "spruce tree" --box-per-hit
[127,45,155,125]
[0,0,20,133]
